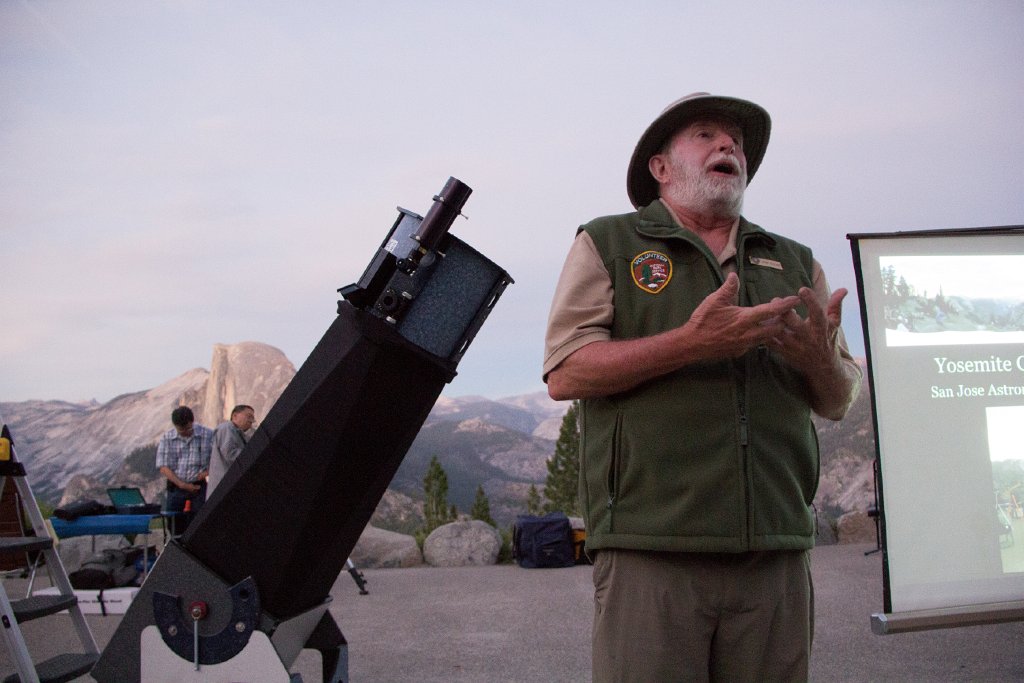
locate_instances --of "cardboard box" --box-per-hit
[35,586,139,615]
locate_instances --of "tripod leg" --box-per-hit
[345,559,368,595]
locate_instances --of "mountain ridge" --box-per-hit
[0,343,875,532]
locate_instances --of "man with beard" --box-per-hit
[543,93,861,682]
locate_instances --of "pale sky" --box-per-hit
[2,1,1023,403]
[881,255,1024,301]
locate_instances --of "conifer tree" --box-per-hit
[422,455,455,534]
[470,485,496,527]
[526,483,543,515]
[543,400,581,515]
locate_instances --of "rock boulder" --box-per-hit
[350,525,423,568]
[837,510,879,544]
[423,520,501,567]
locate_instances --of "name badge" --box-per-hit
[749,256,783,271]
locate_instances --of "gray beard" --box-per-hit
[666,165,745,219]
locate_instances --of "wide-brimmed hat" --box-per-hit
[626,92,771,208]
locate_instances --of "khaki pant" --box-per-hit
[591,549,813,683]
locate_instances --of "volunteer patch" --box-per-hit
[631,250,673,293]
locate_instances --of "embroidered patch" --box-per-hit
[749,256,784,271]
[631,251,673,293]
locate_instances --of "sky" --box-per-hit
[882,255,1024,301]
[2,0,1023,404]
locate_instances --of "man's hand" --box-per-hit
[771,286,847,373]
[684,272,801,359]
[770,286,858,420]
[160,465,202,493]
[547,273,800,399]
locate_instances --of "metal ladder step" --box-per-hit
[10,593,79,622]
[0,536,53,557]
[1,652,99,683]
[1,422,100,683]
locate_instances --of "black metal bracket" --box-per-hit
[152,576,261,665]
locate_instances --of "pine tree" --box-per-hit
[471,484,496,527]
[422,455,455,534]
[543,400,581,515]
[526,484,543,515]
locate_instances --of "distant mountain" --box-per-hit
[0,342,295,501]
[0,344,875,536]
[428,393,565,438]
[0,369,209,501]
[392,415,556,526]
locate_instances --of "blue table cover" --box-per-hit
[50,514,155,538]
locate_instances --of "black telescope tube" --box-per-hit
[407,177,472,259]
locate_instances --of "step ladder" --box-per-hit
[0,423,99,683]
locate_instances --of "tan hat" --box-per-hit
[626,92,771,209]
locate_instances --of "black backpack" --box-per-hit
[69,547,141,590]
[512,512,575,568]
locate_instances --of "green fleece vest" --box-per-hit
[579,201,820,553]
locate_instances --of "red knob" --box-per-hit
[188,601,208,621]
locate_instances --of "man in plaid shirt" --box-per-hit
[156,406,213,534]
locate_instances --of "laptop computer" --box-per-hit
[107,487,161,515]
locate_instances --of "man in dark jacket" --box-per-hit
[543,92,861,682]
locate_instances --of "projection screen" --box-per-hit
[850,226,1024,634]
[851,225,1024,634]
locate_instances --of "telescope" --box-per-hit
[92,177,513,682]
